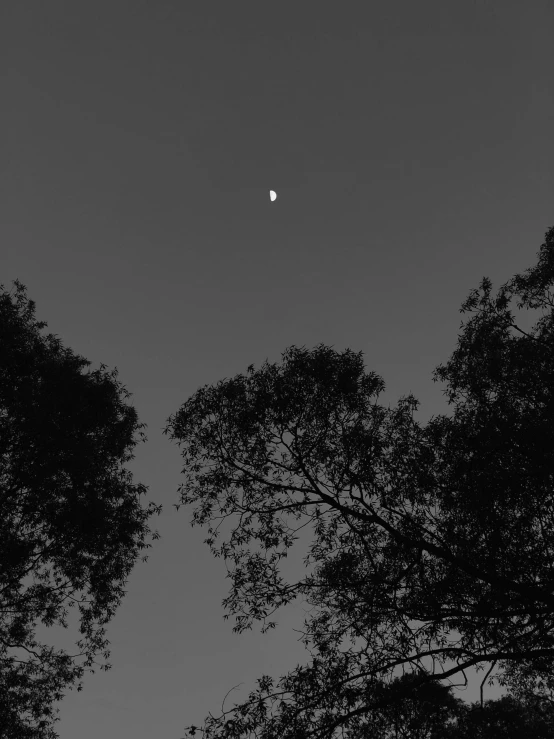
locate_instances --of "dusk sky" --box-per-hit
[2,2,554,737]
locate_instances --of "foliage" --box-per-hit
[441,692,554,738]
[0,279,163,737]
[162,227,554,738]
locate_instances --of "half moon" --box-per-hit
[269,190,277,202]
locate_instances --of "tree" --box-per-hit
[324,669,554,738]
[162,226,554,738]
[441,692,554,738]
[0,279,162,738]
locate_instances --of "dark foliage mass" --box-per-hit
[0,279,162,737]
[161,226,554,738]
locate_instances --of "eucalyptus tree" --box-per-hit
[167,226,554,738]
[0,279,162,738]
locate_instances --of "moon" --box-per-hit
[269,190,277,202]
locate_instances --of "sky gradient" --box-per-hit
[2,2,554,737]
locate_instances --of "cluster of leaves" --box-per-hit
[185,672,554,739]
[159,226,554,738]
[0,279,163,737]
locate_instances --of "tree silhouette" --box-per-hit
[441,691,554,738]
[337,669,554,738]
[0,279,162,738]
[162,227,554,738]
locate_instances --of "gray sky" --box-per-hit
[2,2,553,737]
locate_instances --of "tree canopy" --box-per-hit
[0,279,162,738]
[162,225,554,738]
